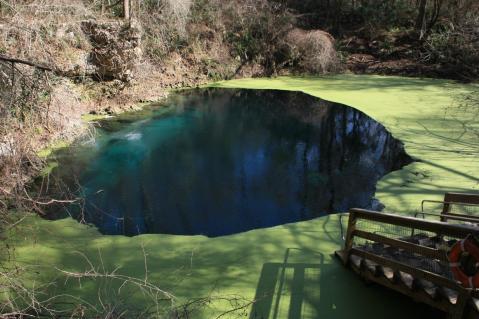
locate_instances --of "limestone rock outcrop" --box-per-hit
[81,20,142,82]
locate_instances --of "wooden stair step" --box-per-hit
[439,287,458,305]
[382,266,395,281]
[417,279,439,300]
[471,298,479,313]
[362,259,381,277]
[398,271,417,290]
[350,254,362,269]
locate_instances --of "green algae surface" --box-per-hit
[4,74,478,318]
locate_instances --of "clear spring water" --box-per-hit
[43,89,412,237]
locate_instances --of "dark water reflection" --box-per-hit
[44,89,412,237]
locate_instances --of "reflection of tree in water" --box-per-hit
[44,89,412,237]
[236,90,412,214]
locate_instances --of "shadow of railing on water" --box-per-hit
[249,248,324,319]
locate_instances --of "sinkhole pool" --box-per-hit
[42,89,413,237]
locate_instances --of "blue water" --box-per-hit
[44,89,412,237]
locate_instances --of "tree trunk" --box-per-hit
[123,0,130,20]
[415,0,428,39]
[428,0,443,32]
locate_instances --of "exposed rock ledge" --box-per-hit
[81,20,142,82]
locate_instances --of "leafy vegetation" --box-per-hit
[287,0,479,79]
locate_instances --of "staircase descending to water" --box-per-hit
[336,193,479,319]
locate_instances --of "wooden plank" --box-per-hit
[424,286,439,300]
[440,213,479,223]
[442,196,452,222]
[470,289,479,298]
[347,255,472,317]
[343,212,357,265]
[334,250,348,264]
[350,209,479,238]
[353,229,447,261]
[350,254,361,268]
[442,192,479,223]
[363,259,381,277]
[382,266,394,281]
[470,298,479,312]
[350,255,384,278]
[444,193,479,206]
[440,287,459,305]
[449,289,470,319]
[348,261,453,313]
[418,279,439,300]
[350,248,463,291]
[399,271,416,290]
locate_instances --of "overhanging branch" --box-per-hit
[0,54,55,72]
[0,54,88,78]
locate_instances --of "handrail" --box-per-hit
[414,211,479,223]
[421,199,479,214]
[422,196,479,225]
[353,229,447,261]
[350,208,479,238]
[339,194,479,245]
[444,192,479,206]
